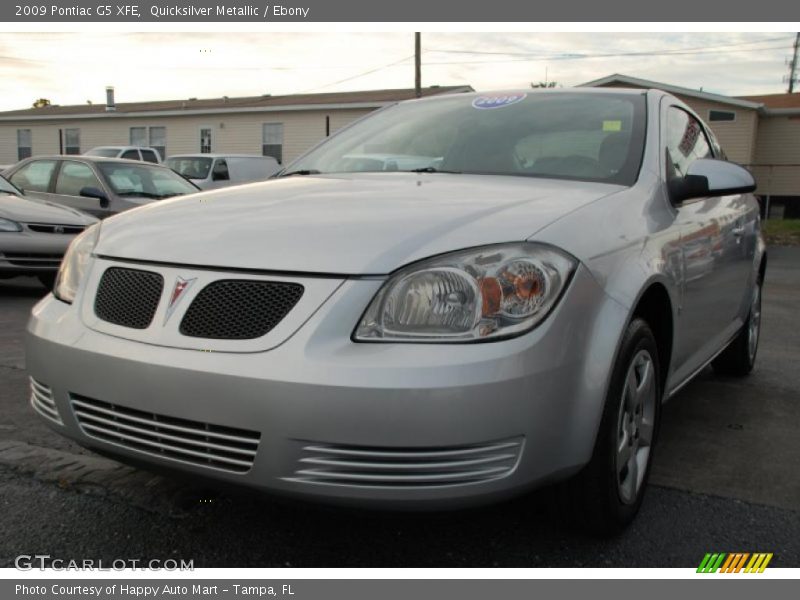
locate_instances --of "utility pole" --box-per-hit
[789,32,800,93]
[415,32,421,98]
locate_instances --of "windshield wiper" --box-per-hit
[406,167,461,174]
[278,169,321,177]
[116,191,162,199]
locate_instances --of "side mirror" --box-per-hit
[669,158,756,204]
[80,186,110,208]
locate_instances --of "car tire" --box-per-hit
[37,273,56,290]
[556,317,661,536]
[711,280,762,377]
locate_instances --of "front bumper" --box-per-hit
[0,233,69,274]
[25,262,627,509]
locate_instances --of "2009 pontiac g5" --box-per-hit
[26,89,765,533]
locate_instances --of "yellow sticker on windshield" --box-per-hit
[603,120,622,131]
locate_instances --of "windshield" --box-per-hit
[85,148,122,158]
[165,157,213,180]
[97,162,199,199]
[287,92,646,185]
[0,174,23,196]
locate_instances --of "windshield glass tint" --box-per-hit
[98,162,198,198]
[288,92,646,185]
[165,157,213,179]
[85,148,121,158]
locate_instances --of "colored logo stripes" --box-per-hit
[697,553,773,573]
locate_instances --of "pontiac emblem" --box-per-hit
[163,276,196,325]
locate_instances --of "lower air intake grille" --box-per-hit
[30,377,62,425]
[70,394,260,474]
[3,253,63,267]
[94,267,164,329]
[289,438,524,488]
[179,279,304,340]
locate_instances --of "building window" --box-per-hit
[708,110,736,122]
[262,123,284,164]
[130,126,167,160]
[200,128,212,153]
[17,129,32,160]
[64,128,80,154]
[130,127,147,146]
[149,126,166,160]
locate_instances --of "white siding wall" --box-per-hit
[749,115,800,197]
[0,108,374,166]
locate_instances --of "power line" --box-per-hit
[421,43,793,66]
[426,35,796,58]
[295,56,414,94]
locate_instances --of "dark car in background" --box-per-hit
[4,156,199,218]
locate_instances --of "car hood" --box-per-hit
[96,173,623,275]
[0,193,97,225]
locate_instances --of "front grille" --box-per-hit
[94,267,163,329]
[30,377,62,425]
[288,438,524,488]
[2,252,62,267]
[71,394,261,474]
[180,279,304,340]
[27,223,85,235]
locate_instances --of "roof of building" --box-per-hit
[579,74,763,109]
[737,92,800,109]
[0,86,474,121]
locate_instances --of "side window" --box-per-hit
[54,161,103,196]
[140,149,158,163]
[9,160,57,192]
[705,127,727,161]
[665,107,713,179]
[212,159,230,181]
[121,149,140,160]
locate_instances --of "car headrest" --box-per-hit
[599,132,631,174]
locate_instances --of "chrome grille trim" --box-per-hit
[288,438,524,488]
[70,395,260,474]
[29,377,62,425]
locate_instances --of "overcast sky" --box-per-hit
[0,32,796,111]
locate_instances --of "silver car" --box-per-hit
[5,156,199,219]
[1,175,98,288]
[25,89,765,533]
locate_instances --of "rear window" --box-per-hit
[166,157,213,179]
[85,148,121,158]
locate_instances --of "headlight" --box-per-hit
[0,218,22,232]
[53,223,101,304]
[354,243,576,342]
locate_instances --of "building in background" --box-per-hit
[0,85,471,167]
[582,74,800,219]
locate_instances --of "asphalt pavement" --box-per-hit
[0,247,798,568]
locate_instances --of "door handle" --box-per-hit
[732,226,745,237]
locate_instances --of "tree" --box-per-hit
[530,81,558,88]
[32,98,51,108]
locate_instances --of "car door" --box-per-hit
[663,104,748,380]
[42,160,113,218]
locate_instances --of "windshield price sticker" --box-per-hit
[472,94,527,109]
